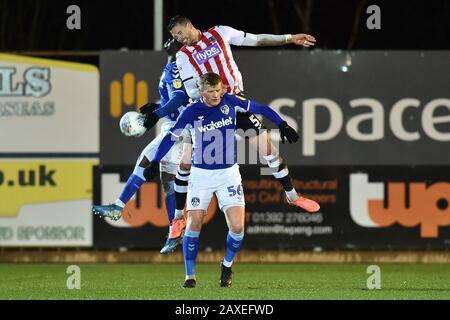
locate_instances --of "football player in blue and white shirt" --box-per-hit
[143,73,313,288]
[92,39,190,254]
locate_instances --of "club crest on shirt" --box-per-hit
[191,197,200,207]
[172,79,182,89]
[220,105,230,115]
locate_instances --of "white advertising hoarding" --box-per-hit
[0,54,99,153]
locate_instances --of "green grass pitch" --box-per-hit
[1,263,449,300]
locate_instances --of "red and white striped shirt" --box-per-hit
[176,25,255,99]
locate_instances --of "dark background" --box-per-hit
[1,0,449,52]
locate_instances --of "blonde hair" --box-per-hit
[198,73,222,91]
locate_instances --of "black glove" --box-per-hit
[139,102,159,115]
[143,111,159,130]
[278,121,299,144]
[143,161,159,181]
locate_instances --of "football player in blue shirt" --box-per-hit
[143,73,312,288]
[92,38,190,254]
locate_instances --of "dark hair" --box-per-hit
[163,38,183,56]
[199,73,222,90]
[167,15,191,31]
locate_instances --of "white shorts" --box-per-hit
[137,121,190,175]
[186,164,245,212]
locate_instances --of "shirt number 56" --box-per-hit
[227,185,243,197]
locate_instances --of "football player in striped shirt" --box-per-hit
[166,15,319,213]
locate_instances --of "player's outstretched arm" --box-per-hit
[144,128,185,180]
[144,133,176,180]
[145,109,192,180]
[139,102,160,130]
[142,91,190,130]
[156,91,189,119]
[246,101,284,126]
[243,33,316,47]
[139,102,159,115]
[219,25,316,48]
[244,99,299,144]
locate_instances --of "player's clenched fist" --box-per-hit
[278,121,299,144]
[139,102,159,115]
[143,161,160,180]
[143,112,159,130]
[139,102,160,130]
